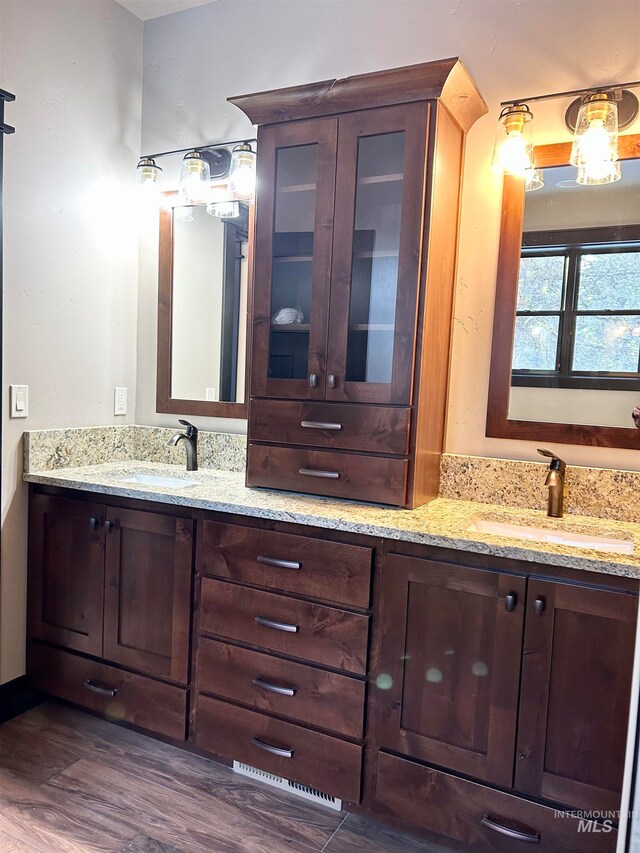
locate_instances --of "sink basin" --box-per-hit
[467,518,634,555]
[119,474,197,489]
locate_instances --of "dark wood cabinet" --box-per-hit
[28,491,194,740]
[233,59,488,507]
[375,553,527,788]
[515,579,637,812]
[372,548,638,846]
[28,494,106,657]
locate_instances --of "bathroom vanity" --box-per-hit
[24,455,639,853]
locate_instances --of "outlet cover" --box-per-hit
[114,387,127,416]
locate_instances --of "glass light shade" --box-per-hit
[570,94,619,185]
[173,189,194,222]
[228,143,256,200]
[136,157,162,187]
[207,200,240,218]
[492,105,534,176]
[525,168,544,191]
[576,159,621,185]
[179,151,211,203]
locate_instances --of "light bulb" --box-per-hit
[492,104,534,176]
[179,151,211,203]
[570,93,619,185]
[228,143,256,200]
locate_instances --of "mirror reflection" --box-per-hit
[508,159,640,429]
[170,202,248,404]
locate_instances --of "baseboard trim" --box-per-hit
[0,675,43,724]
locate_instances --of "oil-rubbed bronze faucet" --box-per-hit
[168,419,198,471]
[538,448,566,518]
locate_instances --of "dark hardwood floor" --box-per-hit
[0,703,452,853]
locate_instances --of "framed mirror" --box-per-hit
[487,134,640,448]
[157,193,252,418]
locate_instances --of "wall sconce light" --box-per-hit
[179,151,211,203]
[228,142,257,200]
[137,156,163,187]
[492,104,535,176]
[496,80,639,187]
[207,200,240,218]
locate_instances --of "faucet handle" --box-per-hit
[537,448,566,472]
[178,419,198,439]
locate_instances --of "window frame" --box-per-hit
[512,224,640,392]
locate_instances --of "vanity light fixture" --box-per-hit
[228,142,257,200]
[497,80,639,186]
[136,156,162,187]
[492,104,535,176]
[207,200,240,218]
[179,150,211,203]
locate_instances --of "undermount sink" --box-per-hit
[467,517,634,555]
[119,474,197,489]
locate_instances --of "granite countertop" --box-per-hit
[24,461,640,579]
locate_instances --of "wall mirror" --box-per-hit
[157,194,251,418]
[487,134,640,448]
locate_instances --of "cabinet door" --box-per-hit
[516,580,637,812]
[325,103,429,405]
[28,494,105,656]
[374,553,526,788]
[103,508,193,684]
[251,118,338,399]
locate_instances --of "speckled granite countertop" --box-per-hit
[24,461,640,579]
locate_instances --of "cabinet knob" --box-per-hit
[309,373,317,388]
[104,520,114,532]
[505,593,517,612]
[533,597,545,616]
[327,374,336,389]
[89,516,100,530]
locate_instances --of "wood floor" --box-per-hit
[0,702,453,853]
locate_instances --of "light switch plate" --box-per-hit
[10,384,28,418]
[205,387,217,402]
[114,387,127,416]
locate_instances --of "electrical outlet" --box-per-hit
[114,387,127,416]
[10,385,28,418]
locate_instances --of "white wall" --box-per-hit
[137,0,640,471]
[0,0,142,682]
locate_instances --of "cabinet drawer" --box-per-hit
[374,752,616,853]
[196,694,362,803]
[198,639,365,739]
[28,643,188,742]
[198,520,372,608]
[247,443,408,506]
[200,578,369,675]
[250,399,410,456]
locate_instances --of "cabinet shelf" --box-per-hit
[354,250,399,260]
[278,182,316,193]
[270,323,311,333]
[273,255,313,263]
[349,324,395,332]
[358,173,403,185]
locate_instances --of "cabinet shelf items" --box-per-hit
[230,58,488,508]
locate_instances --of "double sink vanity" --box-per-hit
[23,426,640,853]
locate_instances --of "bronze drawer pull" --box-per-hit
[251,736,294,759]
[298,468,340,479]
[83,679,118,698]
[256,555,301,571]
[253,676,297,697]
[255,615,299,633]
[481,815,540,844]
[300,420,342,431]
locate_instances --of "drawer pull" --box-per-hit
[253,676,297,697]
[300,420,342,431]
[83,679,118,698]
[255,615,299,633]
[256,555,301,571]
[251,736,294,759]
[298,468,340,479]
[481,815,540,844]
[309,373,317,388]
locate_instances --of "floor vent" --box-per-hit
[233,761,342,811]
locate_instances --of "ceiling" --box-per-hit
[116,0,218,21]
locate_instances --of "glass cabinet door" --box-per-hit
[251,119,338,398]
[326,104,428,404]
